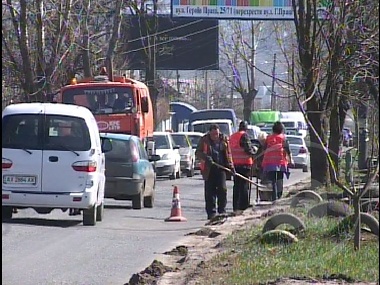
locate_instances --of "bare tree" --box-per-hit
[219,20,266,121]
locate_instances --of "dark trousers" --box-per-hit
[204,167,227,218]
[266,171,284,201]
[233,167,251,211]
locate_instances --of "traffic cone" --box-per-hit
[165,185,187,222]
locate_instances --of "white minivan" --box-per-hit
[2,103,112,226]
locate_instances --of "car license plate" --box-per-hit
[3,175,37,185]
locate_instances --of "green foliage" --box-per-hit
[198,213,379,284]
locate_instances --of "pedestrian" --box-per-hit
[230,121,258,211]
[195,124,235,220]
[262,121,294,202]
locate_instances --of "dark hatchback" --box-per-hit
[100,133,160,209]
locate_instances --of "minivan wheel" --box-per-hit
[96,202,104,222]
[132,185,144,209]
[187,165,195,177]
[83,204,97,226]
[2,206,13,220]
[169,168,176,180]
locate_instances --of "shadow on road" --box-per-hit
[2,218,82,228]
[104,204,132,210]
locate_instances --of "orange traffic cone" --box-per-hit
[165,185,187,222]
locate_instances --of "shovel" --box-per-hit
[211,162,266,188]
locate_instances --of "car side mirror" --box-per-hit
[141,97,149,113]
[149,154,161,162]
[173,145,180,150]
[101,137,112,153]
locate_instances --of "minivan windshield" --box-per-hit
[2,114,91,151]
[187,135,202,148]
[153,135,170,149]
[193,123,231,136]
[171,134,190,148]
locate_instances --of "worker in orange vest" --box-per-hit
[196,124,235,220]
[230,121,258,211]
[262,121,294,202]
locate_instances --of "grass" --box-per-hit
[193,208,379,285]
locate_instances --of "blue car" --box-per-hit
[100,133,160,209]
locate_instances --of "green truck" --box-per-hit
[250,110,280,127]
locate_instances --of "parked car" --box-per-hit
[100,133,160,209]
[285,135,310,172]
[2,103,112,225]
[171,133,195,177]
[153,132,181,180]
[177,131,204,170]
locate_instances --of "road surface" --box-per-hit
[2,169,309,285]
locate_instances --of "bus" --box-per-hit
[57,70,154,142]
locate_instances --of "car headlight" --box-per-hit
[162,153,170,160]
[181,154,190,160]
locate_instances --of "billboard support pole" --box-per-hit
[206,70,210,109]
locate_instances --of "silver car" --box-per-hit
[286,135,310,172]
[171,133,196,177]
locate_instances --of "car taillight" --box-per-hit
[2,158,13,169]
[299,147,307,154]
[130,142,139,162]
[72,161,97,172]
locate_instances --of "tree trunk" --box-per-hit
[18,0,36,99]
[81,0,92,78]
[105,0,122,80]
[329,107,341,182]
[243,94,253,122]
[307,106,328,189]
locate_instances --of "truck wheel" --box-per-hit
[83,204,97,226]
[2,206,13,220]
[96,202,104,222]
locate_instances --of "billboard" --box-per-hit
[125,17,219,70]
[171,0,297,20]
[171,0,335,20]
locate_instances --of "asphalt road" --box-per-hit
[2,169,309,285]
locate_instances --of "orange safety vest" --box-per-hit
[230,131,253,166]
[262,133,287,167]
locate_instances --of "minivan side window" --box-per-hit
[44,115,91,151]
[2,114,40,150]
[105,139,131,162]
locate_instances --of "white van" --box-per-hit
[191,119,234,137]
[2,103,112,226]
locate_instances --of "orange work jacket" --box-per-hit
[230,131,253,167]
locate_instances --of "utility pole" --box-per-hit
[250,20,256,111]
[176,70,180,99]
[271,53,277,110]
[205,70,209,109]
